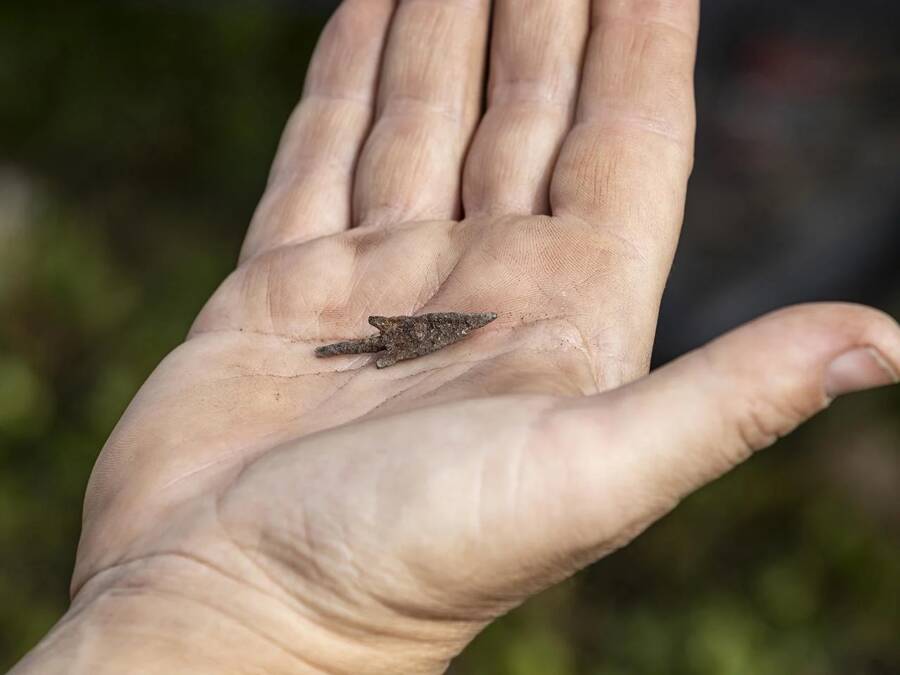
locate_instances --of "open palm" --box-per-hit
[19,2,899,675]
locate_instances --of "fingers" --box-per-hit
[239,1,395,262]
[551,0,699,266]
[541,303,900,567]
[462,0,589,217]
[353,0,491,229]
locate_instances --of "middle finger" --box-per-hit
[353,0,491,229]
[463,0,589,217]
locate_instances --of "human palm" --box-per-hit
[18,2,899,675]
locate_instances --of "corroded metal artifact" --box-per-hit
[315,312,498,368]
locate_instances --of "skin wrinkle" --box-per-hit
[331,528,474,649]
[381,96,467,126]
[159,551,297,615]
[360,125,457,211]
[592,8,699,44]
[362,592,495,644]
[72,550,303,637]
[250,530,338,615]
[359,339,601,420]
[292,367,371,423]
[273,102,372,167]
[559,315,605,389]
[404,0,484,12]
[701,333,822,448]
[266,228,459,332]
[577,26,694,132]
[345,237,449,317]
[267,154,358,192]
[514,255,562,306]
[114,583,329,674]
[232,520,460,651]
[285,265,319,337]
[342,251,380,321]
[739,403,780,454]
[302,90,380,109]
[491,80,575,109]
[185,327,303,342]
[334,515,373,610]
[365,560,500,626]
[265,259,277,335]
[361,361,484,418]
[573,107,693,148]
[219,368,340,383]
[418,241,465,303]
[242,230,336,269]
[393,522,532,618]
[216,492,424,653]
[223,370,361,427]
[158,446,253,492]
[470,452,487,548]
[239,217,453,277]
[143,368,361,497]
[509,438,527,555]
[553,166,678,268]
[411,253,446,309]
[356,205,413,231]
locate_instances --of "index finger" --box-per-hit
[551,0,700,270]
[240,1,396,262]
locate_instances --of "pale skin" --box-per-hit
[12,1,900,673]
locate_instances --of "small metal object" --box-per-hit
[315,312,498,368]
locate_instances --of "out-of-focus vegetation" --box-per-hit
[1,3,898,673]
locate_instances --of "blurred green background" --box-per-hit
[1,3,898,674]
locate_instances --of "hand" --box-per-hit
[15,1,900,673]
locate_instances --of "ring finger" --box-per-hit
[463,0,589,217]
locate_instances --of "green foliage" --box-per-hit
[1,3,898,673]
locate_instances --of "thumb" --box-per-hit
[541,302,900,565]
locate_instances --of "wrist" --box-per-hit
[13,552,452,675]
[11,566,328,675]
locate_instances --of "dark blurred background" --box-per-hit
[1,2,898,673]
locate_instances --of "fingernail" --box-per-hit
[825,347,899,398]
